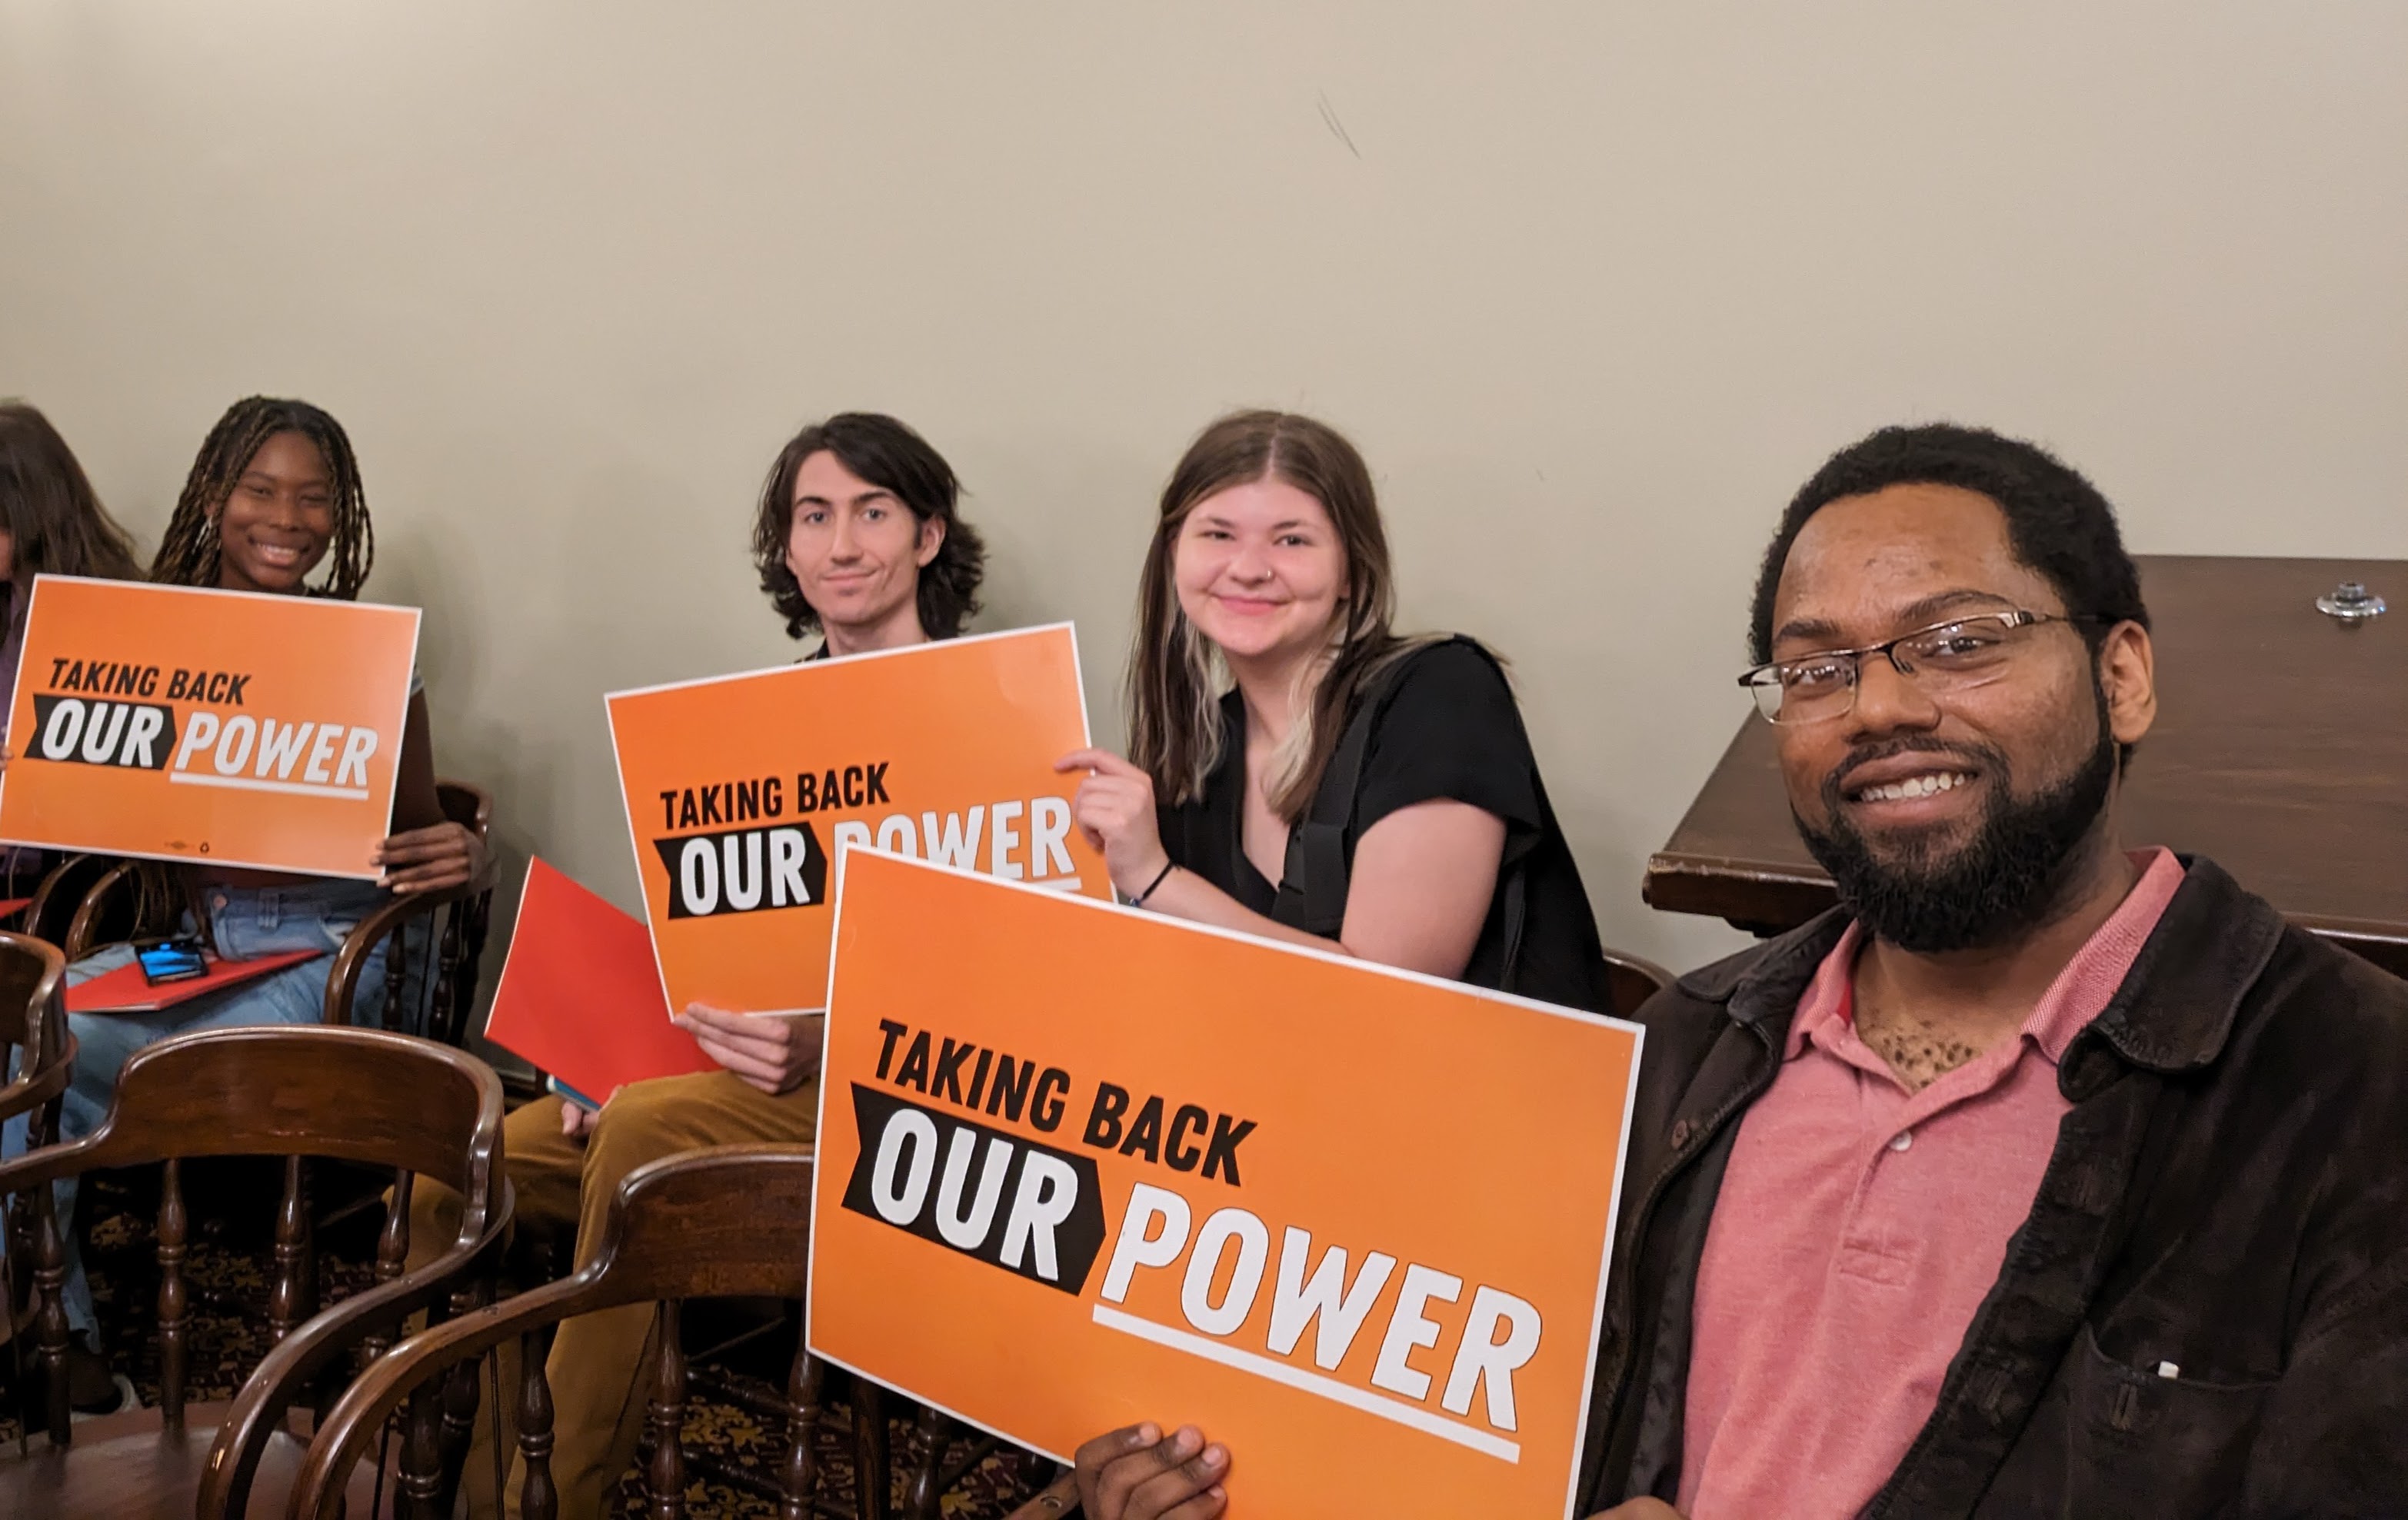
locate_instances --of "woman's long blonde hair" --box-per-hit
[1127,410,1426,822]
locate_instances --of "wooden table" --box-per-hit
[1644,555,2408,978]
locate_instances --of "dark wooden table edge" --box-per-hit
[1644,852,2408,980]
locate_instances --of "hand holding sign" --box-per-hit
[1054,748,1171,899]
[372,820,483,894]
[1076,1424,1230,1520]
[0,576,420,876]
[675,1003,825,1096]
[608,624,1104,1017]
[809,850,1643,1517]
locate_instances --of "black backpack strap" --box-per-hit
[1270,641,1454,937]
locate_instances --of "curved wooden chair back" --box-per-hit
[0,932,72,1405]
[321,777,499,1044]
[56,856,142,960]
[0,930,68,1119]
[1600,944,1674,1021]
[295,1145,818,1520]
[0,1024,508,1518]
[22,853,125,952]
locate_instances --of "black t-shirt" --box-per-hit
[1156,637,1611,1012]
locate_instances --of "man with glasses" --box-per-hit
[1578,424,2408,1519]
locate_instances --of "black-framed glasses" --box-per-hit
[1738,610,2093,725]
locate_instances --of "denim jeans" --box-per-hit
[2,876,391,1333]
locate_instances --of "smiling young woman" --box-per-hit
[5,396,485,1410]
[1058,408,1610,1012]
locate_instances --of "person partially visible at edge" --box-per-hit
[1073,422,2408,1520]
[1057,407,1610,1014]
[408,410,986,1520]
[0,396,484,1415]
[0,402,148,896]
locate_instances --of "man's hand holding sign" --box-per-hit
[808,849,1643,1518]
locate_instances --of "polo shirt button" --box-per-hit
[1889,1130,1913,1152]
[1670,1119,1694,1149]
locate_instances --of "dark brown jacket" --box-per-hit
[1578,856,2408,1517]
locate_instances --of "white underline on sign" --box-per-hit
[1026,877,1086,893]
[1089,1303,1520,1463]
[168,773,369,801]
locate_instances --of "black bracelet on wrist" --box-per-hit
[1130,859,1177,907]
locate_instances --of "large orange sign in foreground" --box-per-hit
[0,576,420,878]
[606,624,1105,1016]
[808,850,1644,1518]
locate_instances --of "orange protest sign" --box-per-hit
[605,624,1105,1016]
[807,850,1644,1519]
[0,576,420,878]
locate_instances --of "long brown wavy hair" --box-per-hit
[0,403,146,590]
[1127,410,1425,821]
[150,397,373,597]
[749,413,984,641]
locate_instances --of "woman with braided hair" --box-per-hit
[9,396,484,1411]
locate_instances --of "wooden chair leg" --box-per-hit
[268,1155,316,1342]
[32,1177,69,1447]
[904,1402,950,1519]
[782,1349,825,1520]
[397,1382,449,1520]
[518,1329,559,1520]
[853,1376,891,1520]
[157,1158,188,1429]
[648,1299,690,1520]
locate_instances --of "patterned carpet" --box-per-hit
[2,1165,1053,1517]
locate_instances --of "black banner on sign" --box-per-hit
[650,822,825,918]
[841,1083,1107,1295]
[29,695,178,770]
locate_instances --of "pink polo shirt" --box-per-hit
[1677,848,2186,1520]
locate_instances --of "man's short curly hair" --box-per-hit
[750,413,985,640]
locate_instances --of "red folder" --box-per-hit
[484,859,717,1103]
[66,949,325,1015]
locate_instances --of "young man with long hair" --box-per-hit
[411,411,985,1518]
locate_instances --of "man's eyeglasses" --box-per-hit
[1738,610,2093,725]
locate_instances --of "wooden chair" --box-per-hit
[0,1023,509,1519]
[55,779,500,1045]
[296,1145,874,1520]
[1600,945,1674,1021]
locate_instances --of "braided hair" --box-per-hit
[151,397,374,598]
[135,397,376,940]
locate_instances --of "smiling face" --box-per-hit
[784,449,943,650]
[1171,476,1346,670]
[212,430,334,594]
[1769,483,2157,948]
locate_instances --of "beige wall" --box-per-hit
[4,2,2404,983]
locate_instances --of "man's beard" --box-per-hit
[1794,723,2118,954]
